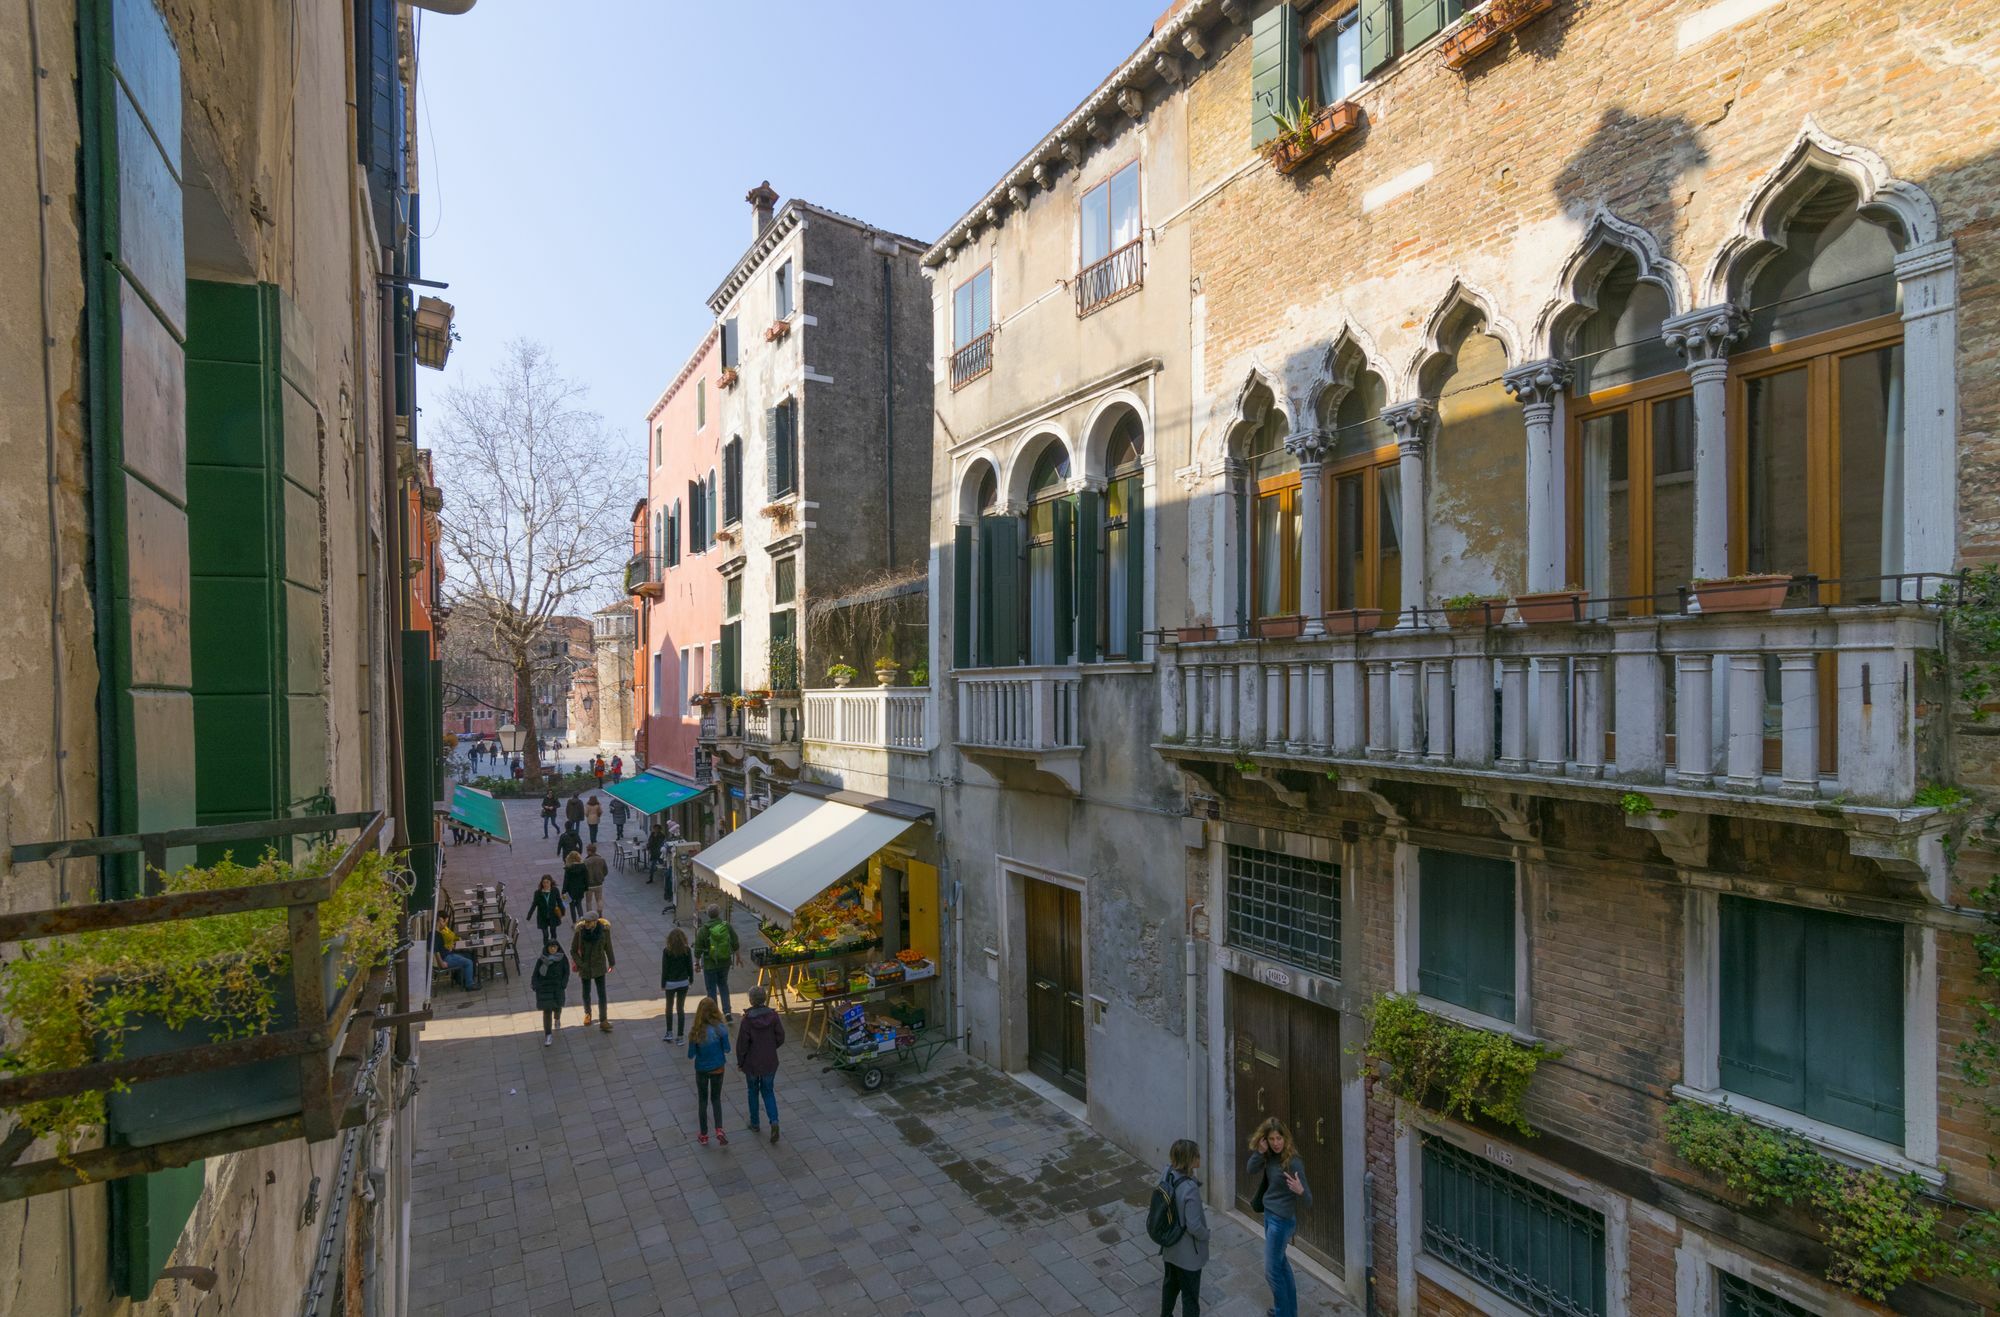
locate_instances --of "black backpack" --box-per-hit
[1146,1172,1185,1249]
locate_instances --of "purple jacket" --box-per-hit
[736,1006,785,1077]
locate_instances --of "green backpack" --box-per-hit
[702,919,735,963]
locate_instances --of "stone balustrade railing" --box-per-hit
[802,687,930,751]
[955,666,1082,753]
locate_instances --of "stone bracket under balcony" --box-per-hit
[955,666,1084,795]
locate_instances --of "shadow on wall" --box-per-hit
[1552,107,1712,241]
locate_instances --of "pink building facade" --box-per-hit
[637,326,723,786]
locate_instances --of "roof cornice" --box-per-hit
[922,0,1227,268]
[646,323,723,423]
[706,200,931,315]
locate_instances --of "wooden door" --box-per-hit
[1231,979,1290,1216]
[1025,880,1086,1098]
[1287,994,1344,1268]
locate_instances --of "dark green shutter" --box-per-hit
[765,406,780,500]
[1718,897,1807,1114]
[782,400,798,494]
[718,622,740,696]
[1075,490,1101,664]
[687,481,700,554]
[1418,850,1516,1022]
[1359,0,1395,74]
[954,523,974,669]
[1053,499,1075,663]
[1250,1,1300,147]
[982,514,1022,667]
[1124,478,1146,658]
[1402,0,1460,52]
[706,474,717,548]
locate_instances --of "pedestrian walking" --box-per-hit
[530,940,570,1045]
[555,817,581,862]
[610,797,630,842]
[529,874,565,940]
[593,757,606,788]
[565,792,585,834]
[585,795,603,844]
[540,789,558,839]
[697,904,742,1021]
[583,843,609,915]
[660,927,693,1043]
[645,823,667,887]
[610,754,623,783]
[570,912,615,1032]
[1246,1119,1311,1317]
[510,756,523,780]
[1153,1139,1210,1316]
[686,995,732,1146]
[562,851,591,921]
[737,984,785,1143]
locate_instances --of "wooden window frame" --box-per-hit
[1725,312,1903,605]
[952,264,993,349]
[1252,472,1303,624]
[1564,370,1694,617]
[1322,442,1401,613]
[1301,0,1363,111]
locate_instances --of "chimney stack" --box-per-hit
[747,181,778,241]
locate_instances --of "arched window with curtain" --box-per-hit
[1731,178,1904,606]
[1098,412,1145,659]
[1248,407,1300,629]
[1025,444,1074,666]
[1316,366,1400,618]
[1565,254,1691,616]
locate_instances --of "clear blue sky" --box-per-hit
[415,0,1164,444]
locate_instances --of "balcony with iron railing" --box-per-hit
[1075,240,1144,317]
[1158,578,1953,884]
[624,553,662,599]
[950,332,994,390]
[954,666,1083,792]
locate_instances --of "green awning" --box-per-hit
[447,785,511,844]
[603,771,702,817]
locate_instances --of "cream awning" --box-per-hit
[691,791,917,924]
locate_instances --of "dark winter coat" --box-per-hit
[661,947,694,990]
[570,918,615,979]
[530,951,570,1010]
[736,1005,785,1077]
[565,798,585,824]
[540,793,558,818]
[529,888,565,929]
[562,862,591,902]
[557,827,582,859]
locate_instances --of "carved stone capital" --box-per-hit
[1501,358,1572,412]
[1084,115,1110,143]
[1181,29,1208,60]
[1382,400,1435,454]
[1661,304,1748,369]
[1155,53,1182,84]
[1031,162,1052,190]
[1060,139,1083,167]
[1007,185,1030,211]
[1118,87,1145,120]
[1282,428,1330,467]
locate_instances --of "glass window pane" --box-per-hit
[954,282,973,347]
[725,576,742,618]
[1838,345,1902,604]
[1257,492,1287,618]
[1744,368,1812,580]
[1579,411,1631,610]
[1106,524,1129,658]
[1650,395,1695,609]
[1080,182,1110,268]
[1333,473,1364,611]
[774,556,796,605]
[1225,844,1340,976]
[974,270,991,334]
[1377,466,1402,619]
[1110,164,1140,250]
[1030,542,1056,665]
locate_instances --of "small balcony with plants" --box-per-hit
[624,552,662,599]
[1261,95,1362,177]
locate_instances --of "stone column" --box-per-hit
[1894,240,1957,597]
[1286,429,1330,634]
[1662,305,1747,586]
[1216,458,1250,633]
[1383,401,1435,627]
[1502,359,1573,593]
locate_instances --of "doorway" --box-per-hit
[1024,878,1086,1100]
[1230,976,1344,1272]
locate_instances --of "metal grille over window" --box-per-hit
[1421,1136,1606,1317]
[1226,845,1340,977]
[1718,1271,1818,1317]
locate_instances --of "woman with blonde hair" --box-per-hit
[1246,1117,1311,1317]
[685,994,732,1145]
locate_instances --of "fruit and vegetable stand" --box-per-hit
[797,951,937,1049]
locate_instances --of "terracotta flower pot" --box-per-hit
[1255,615,1306,640]
[1321,608,1383,635]
[1176,625,1218,644]
[1443,599,1506,629]
[1513,590,1588,624]
[1691,574,1791,613]
[1439,15,1503,68]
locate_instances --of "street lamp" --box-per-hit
[497,722,524,758]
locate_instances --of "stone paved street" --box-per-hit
[408,798,1352,1317]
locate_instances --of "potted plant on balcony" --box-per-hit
[873,656,902,686]
[1512,586,1589,624]
[717,366,740,389]
[1438,10,1505,68]
[1691,573,1793,614]
[0,845,406,1157]
[1440,593,1506,628]
[827,663,858,689]
[1321,607,1383,635]
[1175,622,1219,644]
[763,319,792,344]
[1255,615,1306,640]
[908,661,929,687]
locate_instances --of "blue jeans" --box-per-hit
[703,963,732,1016]
[587,822,600,843]
[745,1072,778,1127]
[1263,1213,1297,1317]
[542,814,555,837]
[443,953,475,990]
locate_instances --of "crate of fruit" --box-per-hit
[867,961,905,986]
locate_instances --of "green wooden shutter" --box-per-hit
[1250,1,1300,147]
[706,474,717,548]
[1124,478,1146,659]
[954,523,974,669]
[1418,850,1516,1022]
[687,480,700,554]
[1053,499,1075,663]
[1074,490,1101,664]
[1803,911,1903,1142]
[1359,0,1396,74]
[1718,897,1807,1113]
[1402,0,1460,52]
[765,406,780,500]
[983,514,1022,666]
[718,623,740,696]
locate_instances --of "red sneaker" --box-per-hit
[716,1130,730,1146]
[697,1133,709,1146]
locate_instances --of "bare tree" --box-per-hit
[432,340,637,785]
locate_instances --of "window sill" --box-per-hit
[1079,659,1153,675]
[1416,994,1536,1046]
[1669,1085,1940,1185]
[1415,1255,1547,1317]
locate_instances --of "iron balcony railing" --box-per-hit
[624,553,661,597]
[0,810,429,1199]
[950,332,994,390]
[1075,240,1144,316]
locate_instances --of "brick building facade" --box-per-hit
[924,0,2000,1312]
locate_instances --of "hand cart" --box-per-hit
[822,1030,963,1092]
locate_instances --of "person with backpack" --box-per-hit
[1246,1118,1310,1317]
[540,788,559,839]
[609,796,630,843]
[660,927,694,1043]
[1151,1139,1209,1316]
[529,874,566,941]
[696,904,742,1021]
[736,984,785,1143]
[584,794,603,844]
[569,912,616,1032]
[530,939,570,1046]
[686,995,732,1146]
